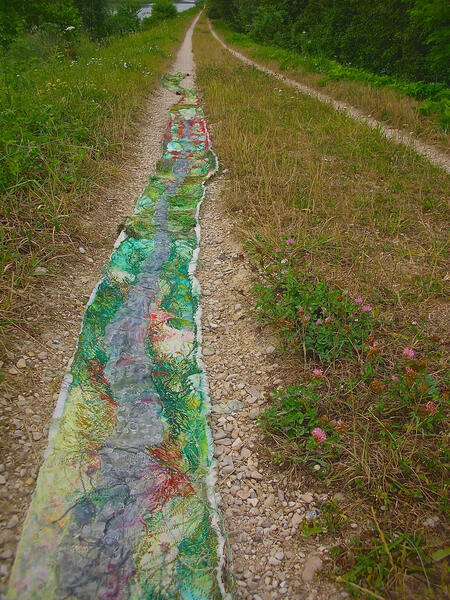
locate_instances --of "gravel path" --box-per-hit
[1,14,347,599]
[208,20,450,174]
[198,176,346,600]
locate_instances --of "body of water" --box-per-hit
[137,3,196,20]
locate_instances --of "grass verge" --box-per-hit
[0,8,198,353]
[211,20,450,153]
[194,15,449,599]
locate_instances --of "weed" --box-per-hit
[299,498,348,537]
[332,527,434,599]
[253,257,373,361]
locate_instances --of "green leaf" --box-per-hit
[431,547,450,562]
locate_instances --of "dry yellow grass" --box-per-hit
[194,21,449,348]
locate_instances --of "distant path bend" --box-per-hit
[208,20,450,174]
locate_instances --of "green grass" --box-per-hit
[212,20,450,150]
[193,16,449,599]
[0,8,198,348]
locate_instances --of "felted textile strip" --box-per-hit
[8,73,232,600]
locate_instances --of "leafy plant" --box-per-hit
[142,0,178,29]
[260,383,320,442]
[106,0,140,36]
[254,261,373,361]
[151,0,178,22]
[299,498,348,537]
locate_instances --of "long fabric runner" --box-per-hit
[8,74,231,600]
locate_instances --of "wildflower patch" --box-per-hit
[253,247,374,362]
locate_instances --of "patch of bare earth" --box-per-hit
[199,175,345,600]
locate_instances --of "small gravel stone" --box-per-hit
[215,438,232,446]
[231,437,243,450]
[290,513,302,528]
[302,554,323,582]
[299,493,314,504]
[6,515,19,529]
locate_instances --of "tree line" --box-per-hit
[207,0,449,84]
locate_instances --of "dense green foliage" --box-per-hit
[221,26,450,128]
[152,0,178,21]
[0,0,82,48]
[107,0,141,35]
[142,0,178,29]
[207,0,450,85]
[0,0,164,45]
[74,0,109,38]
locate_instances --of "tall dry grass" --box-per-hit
[213,22,450,154]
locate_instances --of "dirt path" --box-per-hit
[0,14,346,600]
[208,20,450,174]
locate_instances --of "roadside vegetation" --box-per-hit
[0,1,199,352]
[194,16,449,599]
[206,0,450,149]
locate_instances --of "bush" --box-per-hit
[0,0,82,49]
[74,0,108,39]
[206,0,235,21]
[0,5,25,49]
[248,6,288,46]
[151,1,178,21]
[142,1,178,29]
[106,0,140,36]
